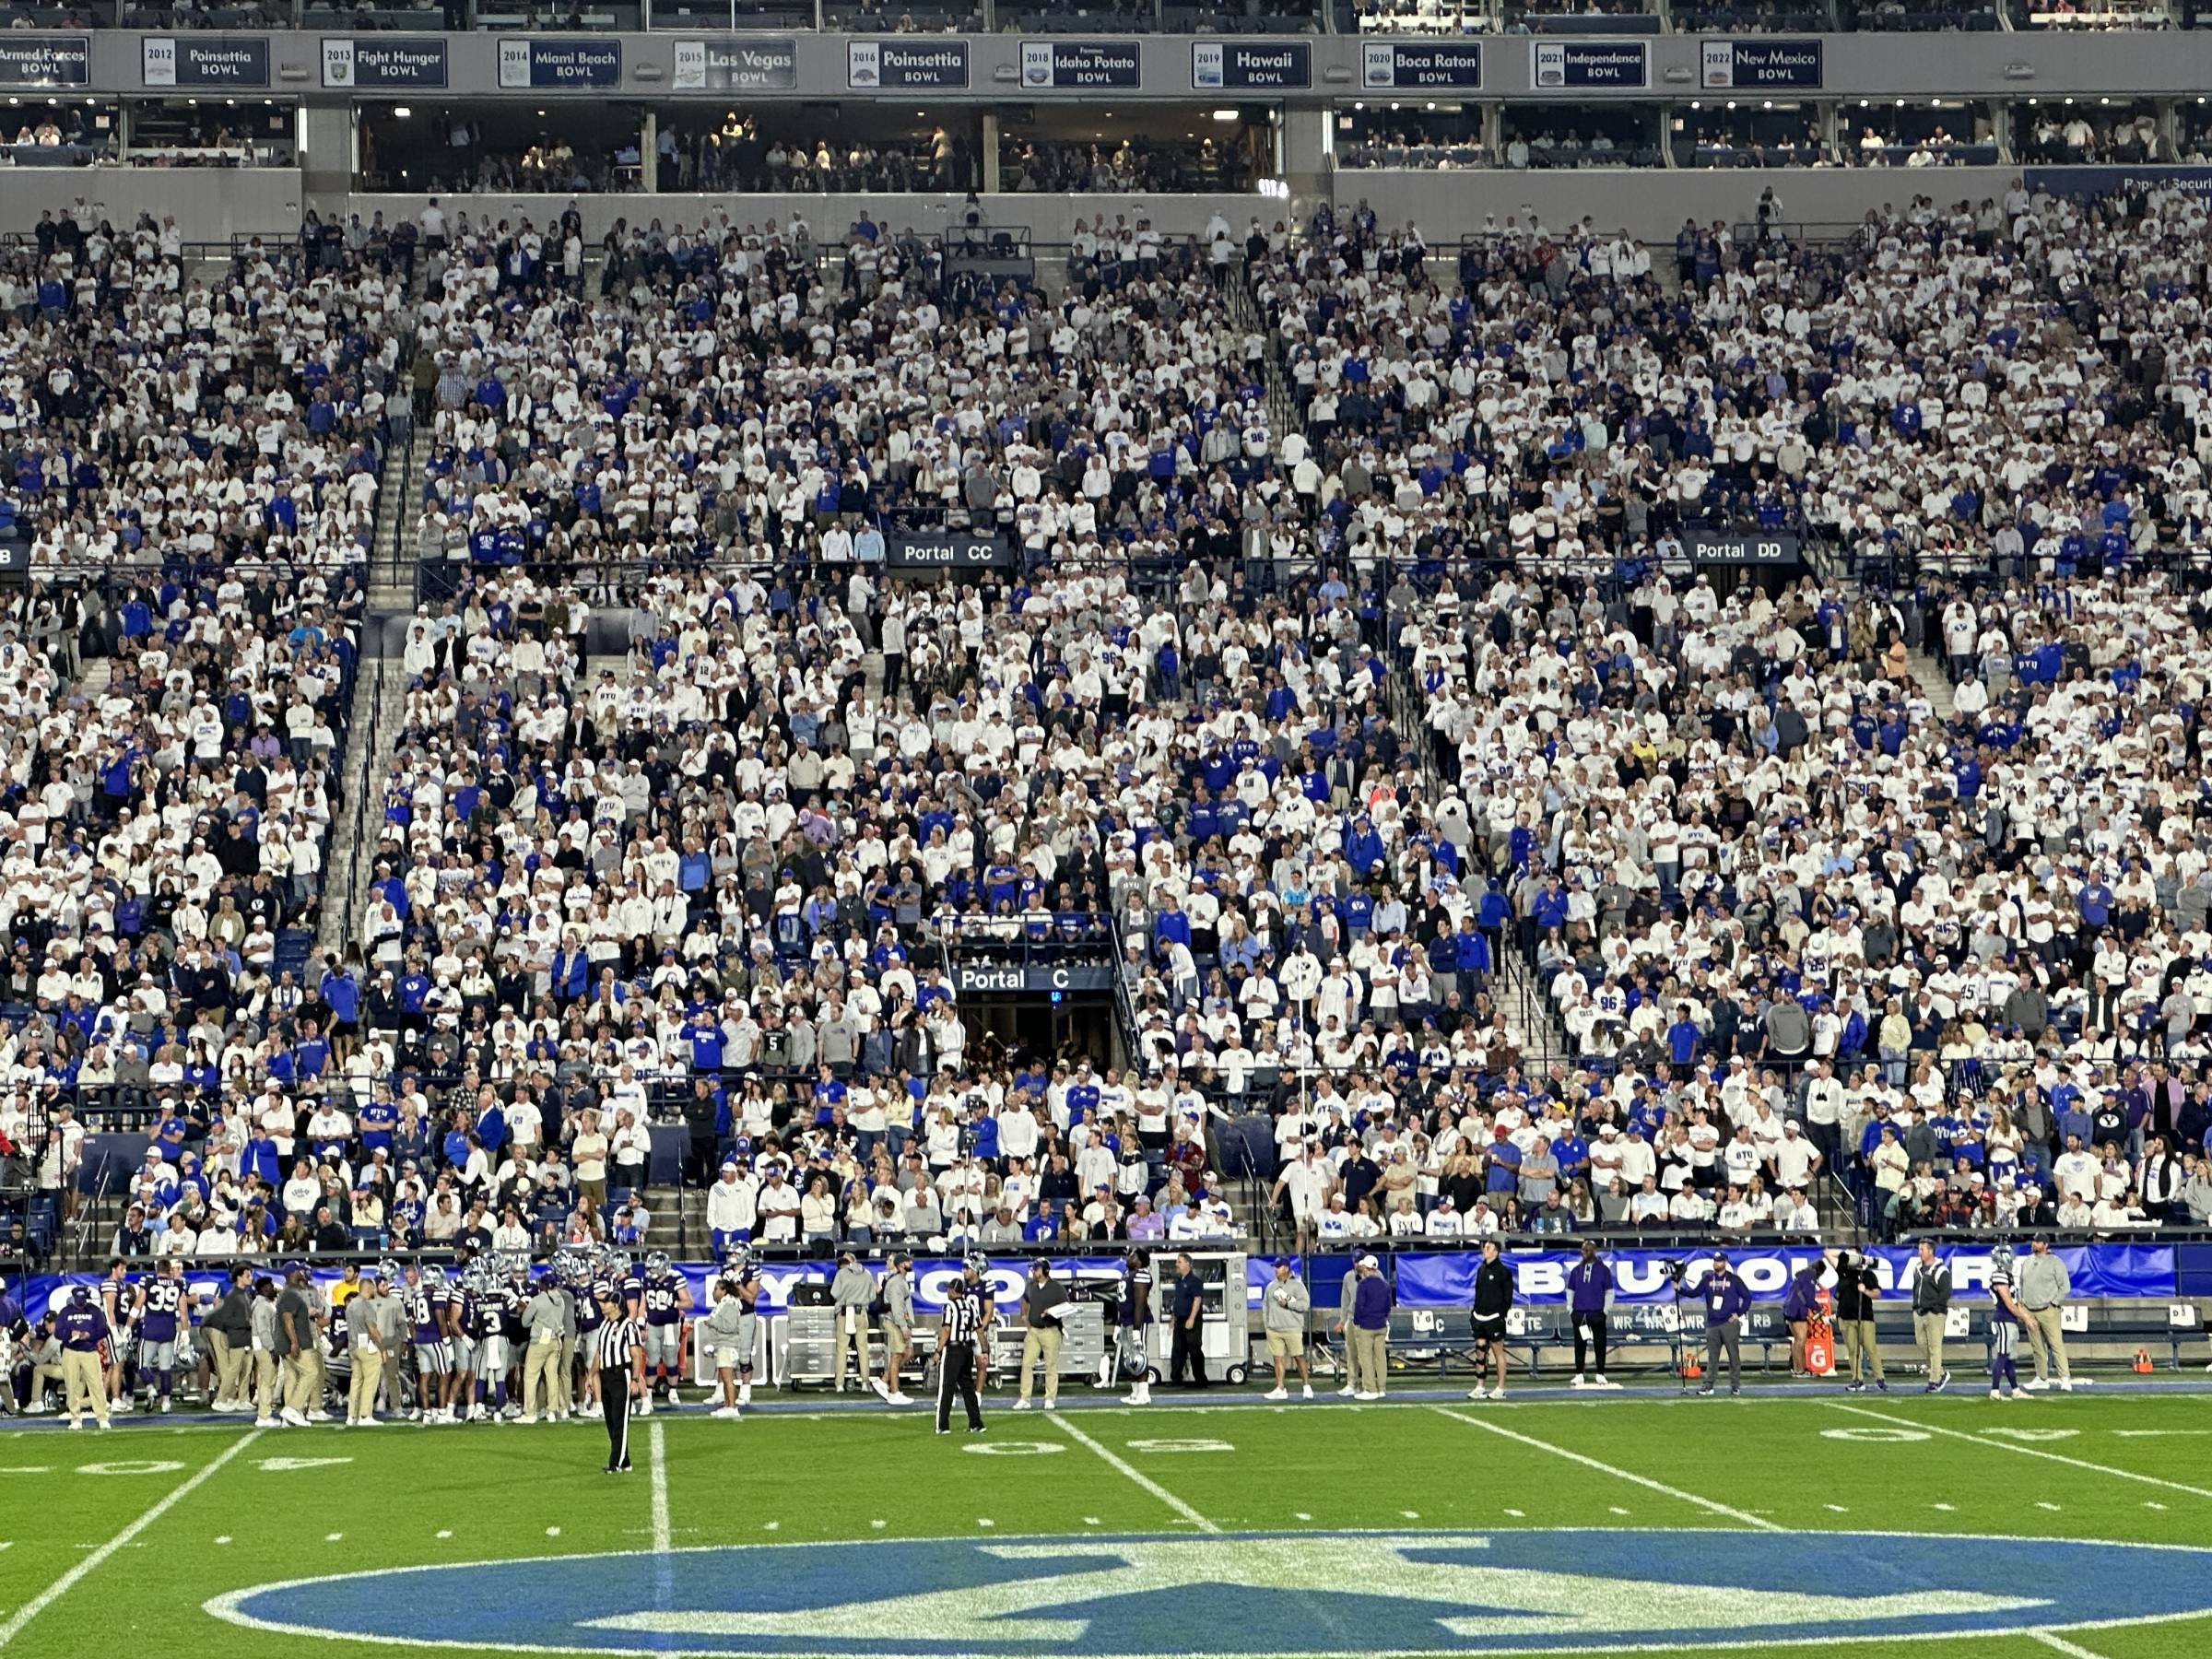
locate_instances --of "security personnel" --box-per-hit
[591,1288,642,1472]
[56,1285,112,1430]
[935,1255,990,1435]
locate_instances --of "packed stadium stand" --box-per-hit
[4,14,2212,1432]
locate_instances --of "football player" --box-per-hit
[640,1252,691,1411]
[1988,1243,2028,1401]
[132,1259,186,1414]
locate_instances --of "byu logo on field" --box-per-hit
[208,1529,2212,1655]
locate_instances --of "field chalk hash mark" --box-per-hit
[1051,1415,1221,1534]
[0,1426,263,1649]
[1825,1404,2212,1501]
[1430,1407,1783,1532]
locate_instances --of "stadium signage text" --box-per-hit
[497,39,621,90]
[1701,39,1824,90]
[142,36,271,88]
[1530,40,1650,90]
[847,40,971,90]
[0,36,89,88]
[885,530,1014,571]
[321,38,450,90]
[208,1531,2212,1653]
[1686,530,1802,567]
[2021,164,2212,199]
[1193,41,1313,91]
[1362,41,1484,90]
[672,37,799,91]
[953,963,1114,994]
[1021,41,1141,90]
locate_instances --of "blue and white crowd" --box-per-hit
[4,177,2212,1409]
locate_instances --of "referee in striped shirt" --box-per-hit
[935,1256,992,1435]
[593,1290,643,1473]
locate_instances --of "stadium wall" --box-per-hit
[0,171,2026,250]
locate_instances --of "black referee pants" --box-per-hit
[601,1367,631,1471]
[936,1339,982,1431]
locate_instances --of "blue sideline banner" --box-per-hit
[12,1244,2173,1323]
[15,1255,1138,1322]
[1383,1243,2174,1308]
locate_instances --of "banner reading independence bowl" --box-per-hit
[9,1243,2174,1323]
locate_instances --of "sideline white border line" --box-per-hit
[1430,1406,1783,1532]
[18,1377,2212,1438]
[195,1528,2212,1659]
[1048,1416,1222,1534]
[1823,1403,2212,1500]
[0,1426,264,1648]
[649,1423,673,1555]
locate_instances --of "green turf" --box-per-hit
[4,1388,2211,1659]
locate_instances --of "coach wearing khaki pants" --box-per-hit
[522,1270,568,1422]
[2017,1235,2075,1391]
[276,1261,319,1426]
[1013,1259,1071,1409]
[346,1273,394,1425]
[1910,1239,1953,1391]
[206,1263,255,1408]
[1346,1254,1394,1400]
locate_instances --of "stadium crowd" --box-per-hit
[5,174,2212,1343]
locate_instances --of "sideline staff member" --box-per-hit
[592,1288,644,1472]
[935,1254,991,1435]
[1465,1237,1514,1401]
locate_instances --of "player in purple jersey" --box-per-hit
[132,1259,187,1414]
[99,1258,132,1413]
[639,1251,690,1412]
[406,1263,454,1424]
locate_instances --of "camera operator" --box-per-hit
[1834,1250,1888,1393]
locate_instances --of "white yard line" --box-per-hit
[1050,1415,1221,1534]
[1824,1404,2212,1501]
[2029,1629,2112,1659]
[648,1421,672,1554]
[1430,1407,1783,1532]
[0,1427,262,1648]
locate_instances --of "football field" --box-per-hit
[6,1385,2212,1659]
